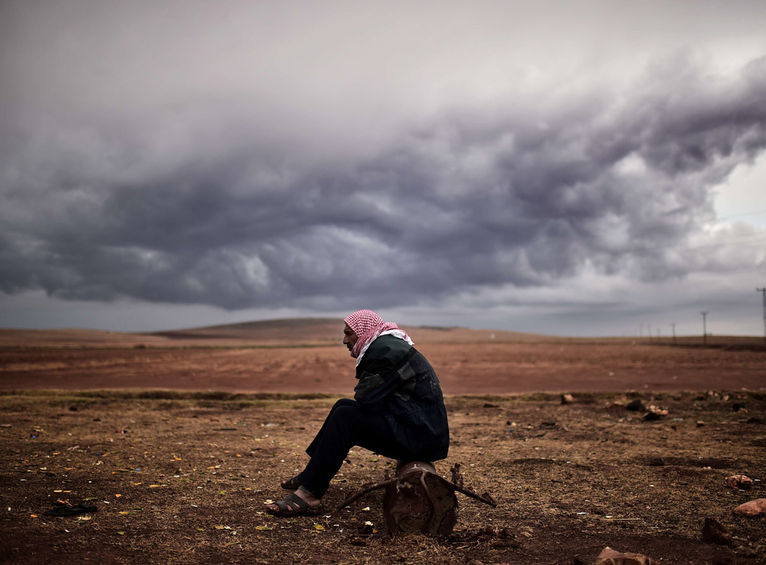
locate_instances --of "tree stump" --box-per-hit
[336,461,496,537]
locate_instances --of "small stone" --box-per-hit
[625,399,643,411]
[701,517,731,546]
[561,393,575,404]
[732,402,746,412]
[594,546,657,564]
[642,406,668,421]
[725,474,754,490]
[733,498,766,517]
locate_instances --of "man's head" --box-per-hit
[344,310,383,338]
[343,309,383,355]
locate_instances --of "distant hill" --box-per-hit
[152,317,548,345]
[152,317,343,344]
[0,317,549,348]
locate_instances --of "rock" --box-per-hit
[733,498,766,517]
[594,546,657,564]
[625,399,643,411]
[702,517,732,546]
[732,402,746,412]
[725,474,754,490]
[561,393,575,404]
[642,405,668,421]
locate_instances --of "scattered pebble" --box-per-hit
[625,399,644,412]
[734,498,766,517]
[595,546,657,565]
[725,474,754,490]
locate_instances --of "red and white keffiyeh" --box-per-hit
[344,309,413,365]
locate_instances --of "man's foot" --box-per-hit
[266,488,321,517]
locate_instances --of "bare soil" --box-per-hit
[0,323,764,563]
[0,391,764,564]
[1,340,765,395]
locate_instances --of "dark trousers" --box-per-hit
[297,398,414,498]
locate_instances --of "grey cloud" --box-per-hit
[2,57,766,313]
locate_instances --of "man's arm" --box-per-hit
[354,350,417,409]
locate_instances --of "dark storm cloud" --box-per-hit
[2,57,766,313]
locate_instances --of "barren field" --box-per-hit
[1,332,765,395]
[0,322,764,563]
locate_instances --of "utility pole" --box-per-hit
[757,287,766,345]
[701,311,708,346]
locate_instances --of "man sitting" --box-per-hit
[266,309,450,516]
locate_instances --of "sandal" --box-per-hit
[280,475,302,490]
[266,492,321,517]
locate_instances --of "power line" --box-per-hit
[701,311,708,346]
[757,288,766,344]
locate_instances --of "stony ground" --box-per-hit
[1,390,764,564]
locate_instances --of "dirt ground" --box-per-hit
[1,340,765,395]
[0,327,765,563]
[0,390,764,564]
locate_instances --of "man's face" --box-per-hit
[343,323,358,352]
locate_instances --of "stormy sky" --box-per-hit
[2,0,766,337]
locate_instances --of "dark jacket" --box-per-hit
[353,335,449,461]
